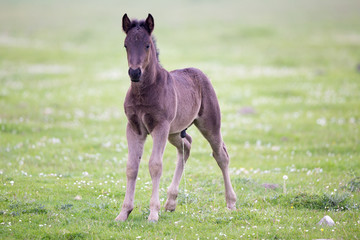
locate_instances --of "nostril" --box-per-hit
[128,68,141,76]
[135,68,141,76]
[128,68,141,81]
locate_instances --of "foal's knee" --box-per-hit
[126,163,139,180]
[149,158,162,177]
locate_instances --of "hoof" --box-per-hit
[227,205,236,211]
[115,214,127,222]
[164,199,177,212]
[226,202,236,211]
[148,212,159,222]
[115,209,132,222]
[226,192,237,210]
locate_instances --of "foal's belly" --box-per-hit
[169,69,202,134]
[169,89,201,134]
[169,111,198,134]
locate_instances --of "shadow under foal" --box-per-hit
[115,14,237,222]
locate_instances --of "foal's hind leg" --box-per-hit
[194,119,237,210]
[164,133,192,211]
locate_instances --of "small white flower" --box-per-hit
[102,141,112,148]
[283,175,288,180]
[316,118,327,126]
[49,138,61,144]
[271,146,280,151]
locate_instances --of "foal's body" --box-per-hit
[116,14,236,222]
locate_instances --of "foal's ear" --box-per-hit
[145,14,154,34]
[122,13,132,33]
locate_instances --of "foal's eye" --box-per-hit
[146,45,150,49]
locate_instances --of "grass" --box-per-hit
[1,0,360,239]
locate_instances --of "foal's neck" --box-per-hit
[130,54,164,91]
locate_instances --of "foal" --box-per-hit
[115,14,236,222]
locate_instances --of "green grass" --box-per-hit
[1,0,360,239]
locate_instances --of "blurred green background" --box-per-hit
[1,0,360,239]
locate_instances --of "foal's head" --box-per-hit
[122,14,156,82]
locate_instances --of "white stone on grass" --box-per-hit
[318,215,335,226]
[74,195,82,200]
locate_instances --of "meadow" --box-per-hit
[1,0,360,239]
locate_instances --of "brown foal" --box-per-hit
[115,14,236,222]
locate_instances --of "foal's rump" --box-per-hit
[169,67,220,134]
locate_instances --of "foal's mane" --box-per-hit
[128,19,160,62]
[151,36,160,62]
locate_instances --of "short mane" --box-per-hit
[128,19,148,32]
[152,36,160,62]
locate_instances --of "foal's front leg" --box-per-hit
[115,124,146,221]
[148,123,170,222]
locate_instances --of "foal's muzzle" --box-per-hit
[128,68,141,82]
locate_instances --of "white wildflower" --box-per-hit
[316,118,327,126]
